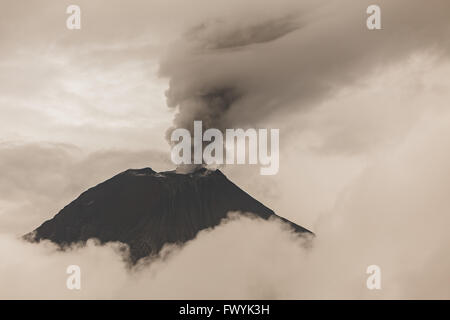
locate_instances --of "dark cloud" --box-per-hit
[185,16,300,50]
[160,0,450,144]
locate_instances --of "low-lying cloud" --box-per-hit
[2,106,450,299]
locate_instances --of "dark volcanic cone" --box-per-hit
[26,167,312,262]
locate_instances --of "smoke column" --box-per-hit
[159,0,450,138]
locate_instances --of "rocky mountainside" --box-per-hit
[27,167,311,262]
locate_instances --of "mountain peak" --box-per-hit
[27,167,311,262]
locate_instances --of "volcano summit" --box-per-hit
[27,167,312,262]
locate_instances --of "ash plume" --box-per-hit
[159,0,450,141]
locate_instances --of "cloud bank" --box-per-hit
[2,107,450,298]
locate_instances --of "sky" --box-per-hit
[0,0,450,299]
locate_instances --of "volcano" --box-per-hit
[27,167,311,262]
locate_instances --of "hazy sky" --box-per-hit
[1,0,450,299]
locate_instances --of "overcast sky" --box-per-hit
[1,0,450,299]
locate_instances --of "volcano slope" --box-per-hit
[27,167,312,262]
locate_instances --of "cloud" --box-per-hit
[2,0,449,152]
[3,128,450,301]
[3,105,450,299]
[160,0,450,138]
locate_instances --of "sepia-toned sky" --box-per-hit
[0,0,450,299]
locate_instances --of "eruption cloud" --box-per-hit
[160,0,450,138]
